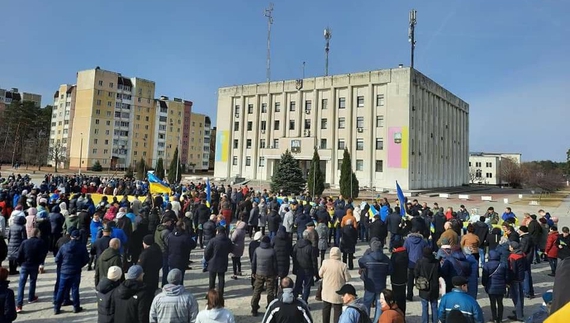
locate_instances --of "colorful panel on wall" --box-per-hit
[215,130,229,162]
[387,126,408,169]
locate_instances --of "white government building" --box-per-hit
[469,152,522,185]
[214,67,469,190]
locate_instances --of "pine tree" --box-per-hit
[339,148,359,198]
[91,160,103,172]
[307,147,325,196]
[125,166,134,178]
[168,147,182,184]
[136,158,146,180]
[155,158,165,180]
[270,149,306,195]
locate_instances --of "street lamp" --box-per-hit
[79,132,83,175]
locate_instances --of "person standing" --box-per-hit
[261,277,313,323]
[195,289,236,323]
[386,207,402,250]
[96,266,122,323]
[113,265,151,323]
[149,268,199,323]
[0,267,17,323]
[54,229,89,314]
[545,226,559,276]
[272,226,292,289]
[527,214,542,264]
[507,241,527,322]
[7,215,26,275]
[16,228,47,312]
[390,240,409,316]
[518,226,535,299]
[414,247,439,323]
[230,216,247,280]
[358,238,392,322]
[316,218,330,266]
[340,219,357,270]
[378,289,405,323]
[95,238,122,287]
[204,226,233,298]
[166,221,196,282]
[482,250,508,323]
[138,234,163,295]
[154,217,173,287]
[251,235,278,317]
[336,284,368,323]
[292,230,318,302]
[404,228,429,301]
[437,276,484,323]
[319,247,350,323]
[472,216,489,267]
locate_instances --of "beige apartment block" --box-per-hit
[187,112,212,171]
[469,152,522,185]
[214,67,469,190]
[0,87,42,108]
[153,96,193,169]
[50,85,77,168]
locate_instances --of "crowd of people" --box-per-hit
[0,172,568,323]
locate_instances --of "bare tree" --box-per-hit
[523,162,565,193]
[48,142,66,173]
[500,157,524,188]
[469,167,483,184]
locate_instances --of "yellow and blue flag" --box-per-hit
[396,181,406,217]
[148,172,171,195]
[206,178,211,208]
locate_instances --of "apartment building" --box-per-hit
[153,96,193,169]
[214,67,469,190]
[0,87,42,109]
[51,85,77,168]
[469,152,522,185]
[187,112,212,171]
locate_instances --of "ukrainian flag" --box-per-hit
[368,204,379,219]
[148,172,171,194]
[206,178,211,208]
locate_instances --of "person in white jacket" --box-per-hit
[150,268,199,323]
[195,289,235,323]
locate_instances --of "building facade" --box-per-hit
[0,87,42,109]
[187,112,212,171]
[469,152,522,185]
[51,85,77,168]
[214,67,469,190]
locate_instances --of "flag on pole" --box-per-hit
[206,178,211,208]
[368,204,379,219]
[147,172,171,194]
[396,181,406,217]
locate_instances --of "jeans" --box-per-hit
[420,298,438,323]
[293,269,313,302]
[548,257,558,274]
[208,271,226,298]
[389,233,401,250]
[269,231,276,241]
[161,254,169,287]
[54,273,81,311]
[523,269,534,296]
[335,228,341,246]
[359,222,368,241]
[478,247,486,267]
[363,290,382,323]
[322,301,342,323]
[510,281,524,320]
[488,294,504,322]
[17,267,38,307]
[231,257,242,275]
[406,268,415,299]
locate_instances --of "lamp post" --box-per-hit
[79,132,83,175]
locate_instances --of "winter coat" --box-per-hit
[557,234,570,260]
[138,244,163,293]
[487,228,502,251]
[248,240,260,262]
[17,236,47,269]
[390,247,409,286]
[149,284,199,323]
[315,223,329,251]
[379,304,405,323]
[261,288,312,323]
[545,230,559,258]
[167,228,196,271]
[95,248,123,286]
[252,240,278,276]
[113,279,151,323]
[195,307,236,323]
[404,232,429,268]
[35,217,51,247]
[358,246,392,293]
[520,233,535,265]
[414,254,440,301]
[49,211,65,237]
[369,218,388,242]
[0,237,7,264]
[55,239,89,275]
[195,204,210,225]
[0,282,17,323]
[25,215,36,238]
[97,278,121,323]
[472,221,489,247]
[527,219,542,245]
[62,215,79,232]
[258,203,267,227]
[154,224,171,253]
[482,250,508,296]
[272,227,292,277]
[440,250,471,293]
[292,238,317,274]
[340,225,357,254]
[386,212,402,234]
[465,254,479,299]
[460,233,480,254]
[7,216,27,260]
[204,233,233,273]
[283,211,294,233]
[92,236,111,258]
[438,228,459,247]
[248,207,259,227]
[202,220,216,246]
[267,211,281,233]
[340,209,357,229]
[319,247,351,304]
[437,289,484,323]
[230,221,246,258]
[507,251,526,282]
[295,213,312,234]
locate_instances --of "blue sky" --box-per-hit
[1,0,568,161]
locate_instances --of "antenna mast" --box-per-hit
[409,9,417,69]
[264,3,274,82]
[324,27,332,76]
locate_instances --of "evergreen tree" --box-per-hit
[307,147,325,196]
[339,148,359,198]
[125,166,134,178]
[270,149,306,195]
[155,158,165,180]
[168,147,182,184]
[91,160,103,172]
[136,158,146,180]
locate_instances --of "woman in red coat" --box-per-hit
[545,225,559,277]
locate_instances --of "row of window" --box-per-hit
[51,120,70,127]
[469,162,493,168]
[474,170,493,179]
[234,115,384,132]
[232,137,384,151]
[231,156,384,172]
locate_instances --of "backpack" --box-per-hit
[348,305,372,323]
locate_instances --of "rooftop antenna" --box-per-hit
[324,27,332,76]
[408,9,417,69]
[302,61,306,79]
[264,3,274,82]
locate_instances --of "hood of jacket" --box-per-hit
[276,226,287,238]
[260,241,271,249]
[236,221,247,230]
[281,287,295,303]
[474,221,488,229]
[13,215,26,225]
[202,308,229,320]
[117,279,146,299]
[488,250,500,261]
[296,238,311,249]
[162,283,185,296]
[97,278,120,294]
[407,232,424,244]
[100,247,120,262]
[329,247,341,260]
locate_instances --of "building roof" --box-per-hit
[118,76,133,88]
[53,90,59,98]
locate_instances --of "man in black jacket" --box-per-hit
[138,234,163,295]
[204,226,233,298]
[386,207,402,251]
[368,214,388,249]
[96,266,122,323]
[518,226,535,298]
[251,235,278,316]
[194,200,211,248]
[16,228,48,312]
[390,240,409,314]
[292,230,318,302]
[508,241,527,321]
[261,277,313,323]
[113,265,151,323]
[526,214,542,264]
[473,216,489,267]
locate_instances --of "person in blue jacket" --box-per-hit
[54,230,89,314]
[358,239,392,322]
[482,250,508,323]
[438,276,484,323]
[337,284,369,323]
[403,228,429,301]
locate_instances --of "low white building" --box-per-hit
[468,152,522,185]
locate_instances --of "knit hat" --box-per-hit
[253,231,263,241]
[27,207,37,216]
[167,268,183,285]
[143,234,154,246]
[125,265,144,280]
[261,236,270,244]
[107,266,122,281]
[70,230,81,239]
